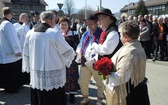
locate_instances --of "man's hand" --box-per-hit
[16,52,22,56]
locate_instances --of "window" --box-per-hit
[162,5,165,11]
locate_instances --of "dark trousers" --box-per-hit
[140,40,151,58]
[0,59,22,91]
[156,40,166,60]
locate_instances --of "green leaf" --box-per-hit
[101,75,106,80]
[98,72,102,75]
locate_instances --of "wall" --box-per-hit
[0,2,5,18]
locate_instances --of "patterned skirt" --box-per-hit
[65,60,80,94]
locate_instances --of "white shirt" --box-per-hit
[76,23,82,34]
[22,27,76,91]
[90,30,120,59]
[75,30,96,62]
[0,20,22,64]
[62,30,79,37]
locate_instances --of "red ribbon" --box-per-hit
[98,31,106,44]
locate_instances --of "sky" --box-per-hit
[45,0,139,13]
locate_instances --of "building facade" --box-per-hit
[0,0,47,21]
[120,0,168,18]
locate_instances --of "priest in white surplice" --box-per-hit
[0,7,22,93]
[22,11,76,105]
[14,13,30,51]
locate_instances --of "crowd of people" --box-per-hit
[1,5,167,105]
[120,14,168,61]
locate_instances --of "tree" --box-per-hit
[64,0,74,17]
[134,0,148,17]
[76,6,95,20]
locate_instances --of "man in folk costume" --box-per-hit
[22,11,76,105]
[91,8,122,61]
[105,20,150,105]
[75,14,103,105]
[0,7,22,93]
[88,8,122,105]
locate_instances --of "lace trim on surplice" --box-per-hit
[30,68,66,91]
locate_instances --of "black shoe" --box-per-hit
[165,58,168,61]
[70,94,76,104]
[152,58,157,62]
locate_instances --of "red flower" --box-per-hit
[94,57,115,79]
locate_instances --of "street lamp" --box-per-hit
[96,5,99,11]
[99,0,102,11]
[128,0,130,16]
[85,0,87,19]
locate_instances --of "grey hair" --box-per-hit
[40,11,55,23]
[119,20,140,39]
[19,13,28,20]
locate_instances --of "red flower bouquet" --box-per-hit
[94,57,115,80]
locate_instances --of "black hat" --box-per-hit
[86,14,98,21]
[34,11,39,15]
[94,8,117,22]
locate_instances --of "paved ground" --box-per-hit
[0,59,168,105]
[146,60,168,105]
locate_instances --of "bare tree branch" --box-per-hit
[64,0,74,17]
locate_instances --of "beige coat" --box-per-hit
[105,39,146,105]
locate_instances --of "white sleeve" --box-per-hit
[54,31,76,68]
[75,33,85,63]
[107,55,133,87]
[4,22,22,54]
[91,31,119,56]
[108,70,131,87]
[17,26,25,39]
[22,30,32,73]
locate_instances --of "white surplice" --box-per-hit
[22,28,76,91]
[0,20,22,64]
[14,23,30,51]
